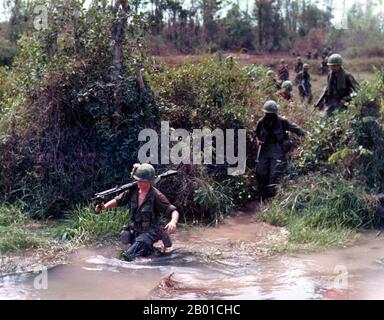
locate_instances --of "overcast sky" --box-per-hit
[0,0,383,24]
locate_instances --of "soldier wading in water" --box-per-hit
[95,163,180,261]
[254,101,305,198]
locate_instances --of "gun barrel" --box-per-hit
[92,169,179,203]
[315,91,327,108]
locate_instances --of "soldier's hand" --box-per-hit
[95,203,105,213]
[130,163,141,178]
[164,221,177,234]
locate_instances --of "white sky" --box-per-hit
[0,0,383,24]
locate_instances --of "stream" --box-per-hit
[1,212,384,300]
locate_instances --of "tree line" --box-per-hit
[0,0,383,66]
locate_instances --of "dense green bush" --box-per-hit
[147,57,277,220]
[0,9,158,218]
[148,56,276,130]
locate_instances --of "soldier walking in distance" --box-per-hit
[315,54,359,116]
[278,59,290,82]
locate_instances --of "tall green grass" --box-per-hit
[54,206,130,242]
[261,174,377,249]
[0,226,44,253]
[0,204,45,253]
[0,203,130,254]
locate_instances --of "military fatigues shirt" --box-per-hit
[254,116,304,197]
[115,185,177,248]
[326,69,358,100]
[255,116,304,159]
[324,68,359,116]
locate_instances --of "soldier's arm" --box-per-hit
[165,211,179,233]
[115,190,131,206]
[340,75,359,103]
[284,119,305,137]
[95,198,118,213]
[155,190,179,232]
[95,189,130,212]
[348,74,360,93]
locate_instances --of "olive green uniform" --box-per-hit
[115,185,176,259]
[324,68,359,116]
[255,116,304,197]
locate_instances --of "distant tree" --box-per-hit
[199,0,222,43]
[220,4,255,50]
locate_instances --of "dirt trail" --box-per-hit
[171,203,287,260]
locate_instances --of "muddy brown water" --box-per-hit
[1,212,384,300]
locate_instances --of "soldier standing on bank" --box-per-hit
[296,64,313,104]
[95,163,180,261]
[316,54,359,116]
[278,59,290,82]
[254,101,305,198]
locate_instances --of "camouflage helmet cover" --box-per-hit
[133,163,156,181]
[282,80,293,91]
[263,100,280,114]
[327,53,343,66]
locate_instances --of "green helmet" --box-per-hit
[303,63,310,70]
[282,80,293,91]
[267,70,275,76]
[263,100,280,114]
[327,53,343,66]
[133,163,156,181]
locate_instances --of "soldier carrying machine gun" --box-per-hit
[92,164,180,261]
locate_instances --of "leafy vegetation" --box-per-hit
[53,206,130,242]
[0,8,158,218]
[1,0,384,257]
[261,70,384,248]
[0,204,47,253]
